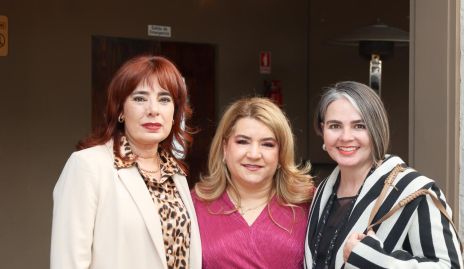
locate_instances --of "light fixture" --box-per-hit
[332,23,409,95]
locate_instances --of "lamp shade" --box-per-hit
[332,23,409,46]
[331,23,409,59]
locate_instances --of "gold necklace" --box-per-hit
[227,190,270,215]
[236,201,268,215]
[137,154,161,174]
[139,167,160,174]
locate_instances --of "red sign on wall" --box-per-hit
[260,51,271,74]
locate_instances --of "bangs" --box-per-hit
[152,61,184,100]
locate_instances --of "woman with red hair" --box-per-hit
[51,55,201,269]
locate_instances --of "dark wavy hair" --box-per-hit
[78,55,193,172]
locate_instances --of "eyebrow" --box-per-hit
[325,119,364,124]
[158,91,172,97]
[130,90,172,96]
[131,90,149,95]
[235,134,277,142]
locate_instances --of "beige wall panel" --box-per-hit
[410,0,460,214]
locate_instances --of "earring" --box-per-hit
[118,114,124,123]
[277,164,281,170]
[322,144,326,151]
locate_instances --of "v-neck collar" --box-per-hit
[224,191,274,227]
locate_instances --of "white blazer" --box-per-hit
[51,141,202,269]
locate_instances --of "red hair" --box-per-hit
[78,55,193,173]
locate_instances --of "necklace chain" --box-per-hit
[136,153,161,174]
[139,167,160,174]
[234,200,268,215]
[314,193,357,268]
[227,190,270,215]
[311,168,373,268]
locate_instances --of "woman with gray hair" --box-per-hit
[305,81,462,268]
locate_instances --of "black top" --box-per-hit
[314,196,356,269]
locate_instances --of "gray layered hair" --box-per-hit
[314,81,390,164]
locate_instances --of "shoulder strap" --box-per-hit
[367,165,462,253]
[368,189,455,232]
[367,164,405,227]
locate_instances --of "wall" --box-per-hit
[0,1,309,268]
[410,0,461,222]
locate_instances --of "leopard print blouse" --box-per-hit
[114,136,191,269]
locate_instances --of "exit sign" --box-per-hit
[0,15,8,56]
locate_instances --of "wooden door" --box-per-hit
[92,36,215,187]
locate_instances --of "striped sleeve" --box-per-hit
[345,183,463,269]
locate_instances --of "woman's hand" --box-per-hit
[343,230,375,262]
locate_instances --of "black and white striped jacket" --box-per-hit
[304,155,462,268]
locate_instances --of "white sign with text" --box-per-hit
[148,25,171,38]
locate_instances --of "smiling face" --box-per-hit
[223,117,279,191]
[122,77,175,149]
[322,98,373,171]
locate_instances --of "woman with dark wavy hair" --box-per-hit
[51,55,201,269]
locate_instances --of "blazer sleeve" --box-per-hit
[345,185,463,269]
[50,152,101,269]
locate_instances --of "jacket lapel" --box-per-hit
[318,167,340,219]
[305,167,340,267]
[172,174,202,269]
[332,155,406,267]
[117,167,168,269]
